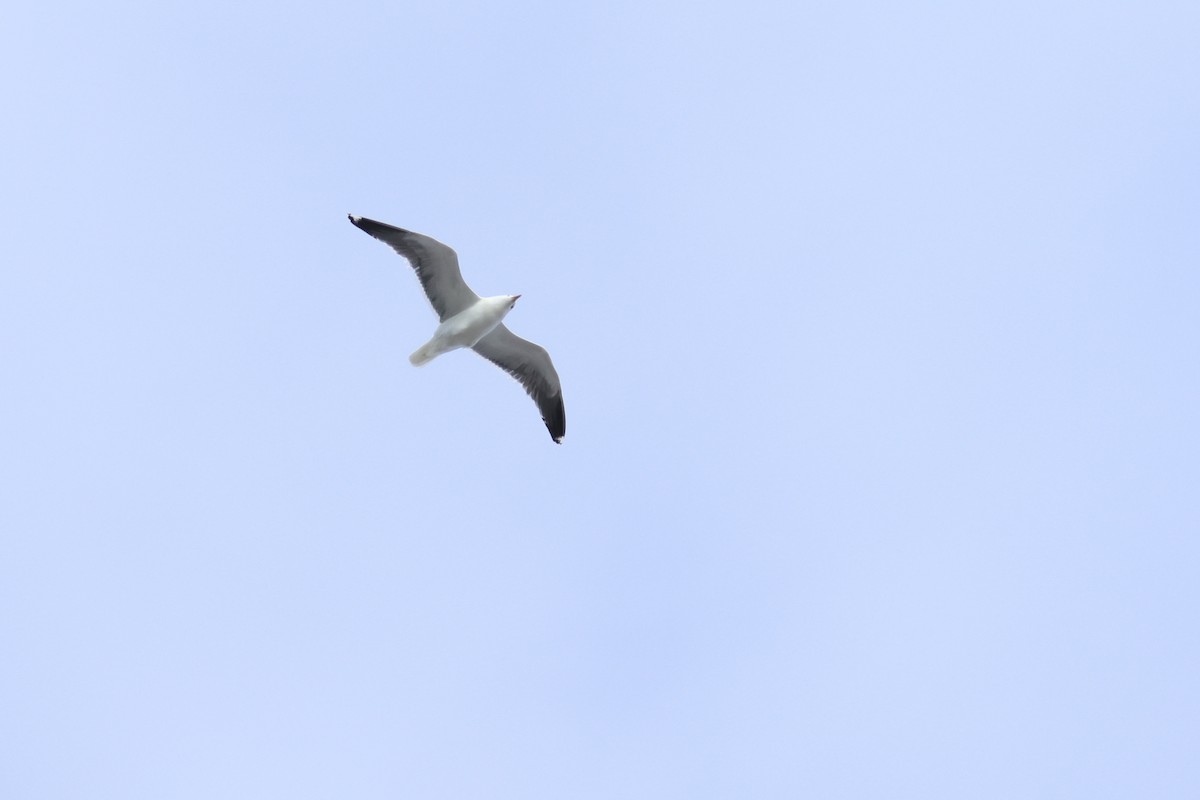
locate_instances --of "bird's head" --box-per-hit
[508,294,521,310]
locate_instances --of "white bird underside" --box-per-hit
[348,215,566,443]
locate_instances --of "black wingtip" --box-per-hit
[348,215,396,238]
[544,395,566,444]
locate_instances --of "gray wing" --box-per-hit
[472,325,566,444]
[349,215,480,321]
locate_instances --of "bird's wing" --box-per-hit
[471,324,566,443]
[349,215,480,321]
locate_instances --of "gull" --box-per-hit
[348,215,566,444]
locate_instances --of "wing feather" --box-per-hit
[348,216,479,320]
[472,325,566,443]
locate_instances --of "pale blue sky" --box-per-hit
[3,1,1198,797]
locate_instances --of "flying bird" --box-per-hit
[348,215,566,444]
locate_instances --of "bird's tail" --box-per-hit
[409,340,440,366]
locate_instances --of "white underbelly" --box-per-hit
[434,303,503,349]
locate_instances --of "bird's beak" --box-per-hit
[513,294,522,302]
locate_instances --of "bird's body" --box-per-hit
[348,215,566,443]
[410,295,517,366]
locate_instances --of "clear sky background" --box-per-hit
[2,1,1198,797]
